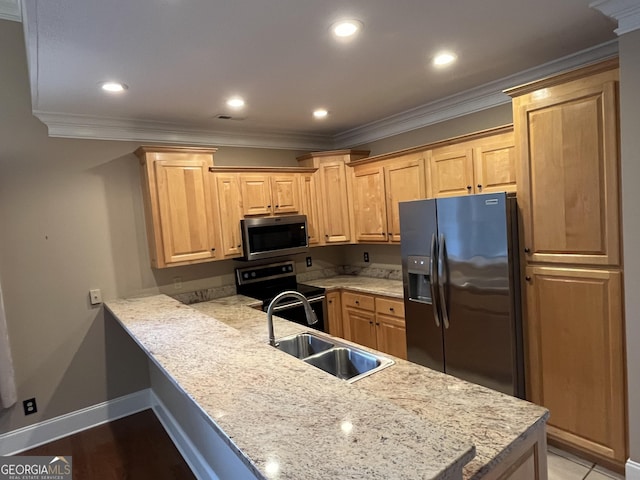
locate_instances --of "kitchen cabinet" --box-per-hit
[212,173,243,258]
[427,127,516,198]
[325,290,343,337]
[239,172,301,216]
[524,266,625,465]
[350,152,426,243]
[506,58,626,469]
[297,150,370,244]
[508,60,620,266]
[342,290,407,359]
[299,172,323,245]
[136,146,219,268]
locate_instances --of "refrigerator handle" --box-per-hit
[429,233,441,328]
[437,234,450,329]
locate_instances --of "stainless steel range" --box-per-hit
[235,261,326,332]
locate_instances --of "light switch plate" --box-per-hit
[89,289,102,305]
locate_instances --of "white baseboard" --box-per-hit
[150,391,219,480]
[627,459,640,480]
[0,389,152,456]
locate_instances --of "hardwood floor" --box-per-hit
[21,409,196,480]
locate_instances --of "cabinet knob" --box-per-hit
[376,322,380,326]
[467,185,472,191]
[525,276,532,282]
[325,234,329,238]
[477,184,482,190]
[211,248,216,252]
[355,300,360,305]
[524,247,531,254]
[275,205,279,208]
[328,300,333,304]
[267,204,271,208]
[237,244,242,248]
[369,321,374,325]
[389,307,394,311]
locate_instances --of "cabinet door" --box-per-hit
[385,154,426,242]
[427,145,474,198]
[270,174,300,214]
[318,161,352,243]
[343,308,377,349]
[153,159,218,266]
[525,266,625,463]
[299,173,323,245]
[325,291,343,337]
[515,77,620,266]
[239,175,272,216]
[352,165,388,243]
[473,131,516,194]
[375,314,407,359]
[213,173,243,258]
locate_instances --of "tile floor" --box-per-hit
[548,446,625,480]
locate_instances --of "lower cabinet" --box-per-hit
[340,290,407,359]
[325,290,343,337]
[524,266,626,465]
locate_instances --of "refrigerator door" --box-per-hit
[436,193,521,396]
[399,199,444,372]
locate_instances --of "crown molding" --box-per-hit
[31,41,618,151]
[591,0,640,35]
[0,0,21,21]
[333,40,619,148]
[33,112,334,150]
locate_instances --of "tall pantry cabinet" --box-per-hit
[506,58,626,469]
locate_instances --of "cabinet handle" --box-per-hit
[477,184,482,190]
[211,248,216,252]
[467,185,472,192]
[389,307,394,311]
[267,204,271,208]
[237,244,242,248]
[369,321,374,325]
[325,234,329,238]
[525,276,532,282]
[355,300,360,305]
[328,300,333,304]
[524,247,531,254]
[376,322,380,326]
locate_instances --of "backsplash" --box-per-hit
[172,264,401,305]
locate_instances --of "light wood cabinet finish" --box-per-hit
[350,152,426,243]
[427,129,516,198]
[341,291,407,359]
[239,173,300,216]
[136,147,218,268]
[299,173,323,245]
[510,63,620,266]
[325,291,343,337]
[524,266,625,464]
[212,173,243,258]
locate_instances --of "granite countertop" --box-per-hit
[301,275,404,299]
[107,294,475,480]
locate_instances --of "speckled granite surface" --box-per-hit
[302,275,404,299]
[106,294,475,480]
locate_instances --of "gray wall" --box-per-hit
[619,28,640,466]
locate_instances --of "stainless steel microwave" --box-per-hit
[240,215,309,261]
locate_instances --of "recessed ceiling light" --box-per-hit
[433,52,457,67]
[226,97,245,108]
[313,109,328,119]
[332,20,362,38]
[101,82,128,93]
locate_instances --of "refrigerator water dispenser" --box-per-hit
[407,255,432,303]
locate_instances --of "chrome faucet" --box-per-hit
[266,290,318,347]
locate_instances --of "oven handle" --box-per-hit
[269,295,325,312]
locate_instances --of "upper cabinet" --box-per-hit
[507,59,620,266]
[350,151,426,243]
[427,127,516,198]
[299,172,323,245]
[212,172,243,259]
[239,171,301,216]
[136,146,219,268]
[297,150,370,244]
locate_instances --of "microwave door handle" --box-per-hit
[437,234,450,330]
[429,233,440,328]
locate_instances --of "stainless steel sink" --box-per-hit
[273,332,394,382]
[275,333,334,359]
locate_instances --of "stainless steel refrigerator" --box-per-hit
[399,192,524,398]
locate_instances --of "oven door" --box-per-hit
[266,295,326,332]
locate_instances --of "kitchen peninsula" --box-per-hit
[106,290,548,480]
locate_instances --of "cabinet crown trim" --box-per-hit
[296,149,371,161]
[209,166,317,173]
[135,146,218,156]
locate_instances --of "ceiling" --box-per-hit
[12,0,620,149]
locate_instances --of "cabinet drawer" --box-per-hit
[342,291,375,311]
[375,297,405,319]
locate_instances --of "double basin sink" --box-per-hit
[274,332,394,383]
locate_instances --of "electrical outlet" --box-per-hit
[23,397,37,415]
[173,277,182,290]
[89,289,102,305]
[363,252,369,262]
[306,256,312,267]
